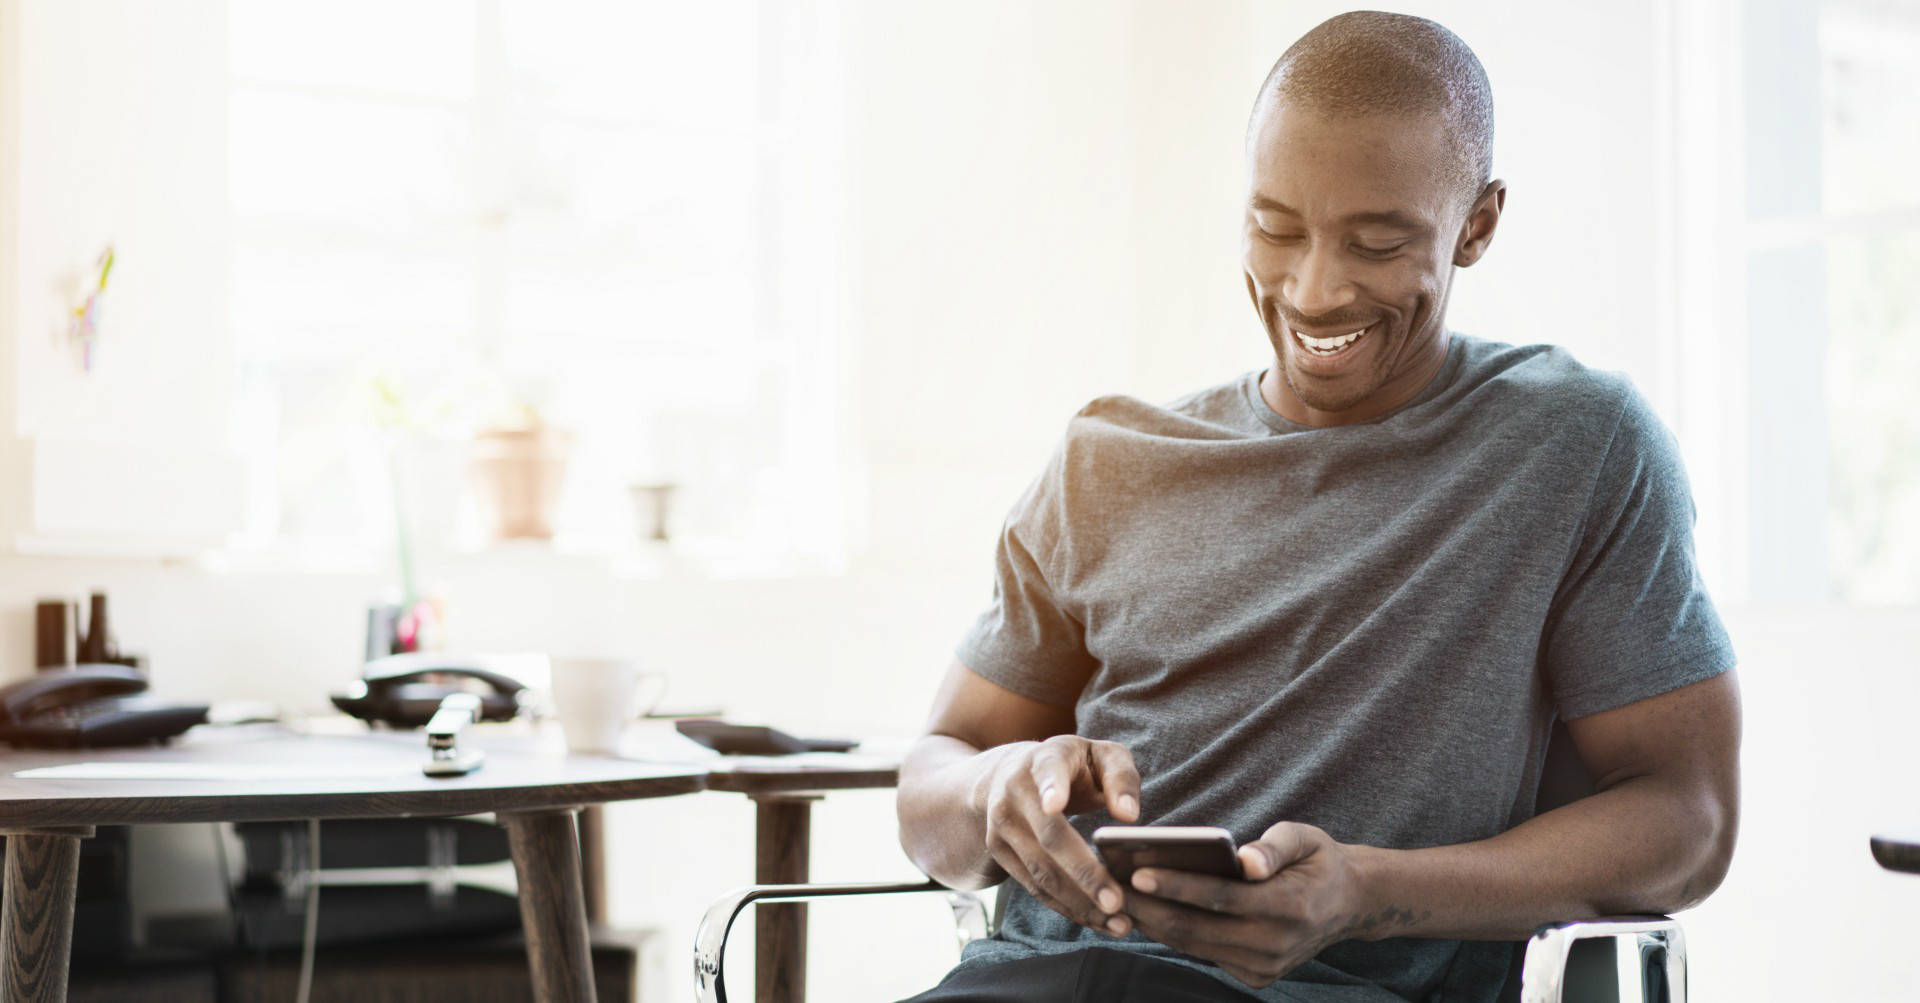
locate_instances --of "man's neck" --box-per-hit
[1262,329,1453,427]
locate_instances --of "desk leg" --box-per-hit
[503,809,597,1003]
[578,805,607,925]
[1,826,94,1003]
[753,794,820,1003]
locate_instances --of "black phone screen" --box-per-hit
[1094,827,1243,884]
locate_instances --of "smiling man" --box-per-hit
[896,11,1739,1003]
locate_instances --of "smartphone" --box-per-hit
[1093,825,1243,885]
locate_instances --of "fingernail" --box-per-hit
[1097,887,1120,912]
[1133,872,1157,894]
[1040,784,1057,806]
[1117,794,1137,818]
[1106,916,1128,935]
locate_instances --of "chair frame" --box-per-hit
[693,879,1685,1003]
[1520,915,1686,1003]
[694,879,985,1003]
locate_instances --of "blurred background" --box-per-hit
[0,0,1915,998]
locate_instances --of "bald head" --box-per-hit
[1250,11,1494,210]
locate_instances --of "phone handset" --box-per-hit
[0,664,207,748]
[331,653,531,728]
[0,663,146,724]
[359,652,529,698]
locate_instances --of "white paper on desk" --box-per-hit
[719,752,899,770]
[14,762,409,781]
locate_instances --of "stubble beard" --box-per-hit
[1272,314,1394,415]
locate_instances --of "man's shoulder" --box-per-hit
[1457,335,1632,405]
[1021,374,1260,506]
[1452,335,1640,434]
[1071,372,1253,431]
[1054,373,1258,456]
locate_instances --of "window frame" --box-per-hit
[222,0,854,574]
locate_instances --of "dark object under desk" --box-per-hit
[66,926,647,1003]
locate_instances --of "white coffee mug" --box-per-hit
[548,656,668,755]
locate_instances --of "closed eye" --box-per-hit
[1258,228,1305,245]
[1351,242,1406,259]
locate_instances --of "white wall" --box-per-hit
[1688,604,1920,1001]
[2,1,1915,1000]
[0,0,244,550]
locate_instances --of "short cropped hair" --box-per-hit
[1250,11,1494,209]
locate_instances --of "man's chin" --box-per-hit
[1281,359,1375,415]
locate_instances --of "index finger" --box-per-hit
[1087,741,1141,822]
[1027,740,1080,816]
[1030,810,1129,919]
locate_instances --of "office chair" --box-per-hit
[695,721,1687,1003]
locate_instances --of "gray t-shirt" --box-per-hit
[950,334,1735,1002]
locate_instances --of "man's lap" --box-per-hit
[897,948,1261,1003]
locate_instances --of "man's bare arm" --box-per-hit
[898,660,1142,934]
[897,660,1070,888]
[1344,668,1742,939]
[1120,670,1740,987]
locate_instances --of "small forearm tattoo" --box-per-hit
[1343,904,1431,939]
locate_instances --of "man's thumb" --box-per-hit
[1241,822,1316,880]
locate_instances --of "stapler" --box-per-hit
[422,692,485,777]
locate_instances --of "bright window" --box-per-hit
[1736,0,1920,604]
[226,0,850,570]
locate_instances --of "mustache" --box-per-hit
[1273,305,1381,331]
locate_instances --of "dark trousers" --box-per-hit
[899,948,1261,1002]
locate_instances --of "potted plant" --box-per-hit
[469,401,573,542]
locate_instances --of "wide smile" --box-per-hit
[1287,319,1380,371]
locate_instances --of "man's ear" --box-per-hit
[1453,179,1507,268]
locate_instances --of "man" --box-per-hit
[896,11,1740,1003]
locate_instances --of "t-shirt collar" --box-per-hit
[1239,332,1469,434]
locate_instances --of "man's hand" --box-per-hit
[1122,821,1394,989]
[977,735,1143,937]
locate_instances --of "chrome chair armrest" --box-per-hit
[694,878,989,1003]
[1521,915,1686,1003]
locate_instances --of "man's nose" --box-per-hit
[1284,245,1358,319]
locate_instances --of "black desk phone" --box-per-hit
[0,664,208,748]
[331,653,528,728]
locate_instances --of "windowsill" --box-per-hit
[191,535,846,582]
[11,532,222,563]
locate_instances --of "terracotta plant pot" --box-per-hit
[469,427,572,541]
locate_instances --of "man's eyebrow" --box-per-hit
[1249,195,1300,216]
[1343,210,1431,232]
[1248,196,1431,233]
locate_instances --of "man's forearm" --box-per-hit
[897,733,1027,889]
[1343,773,1736,942]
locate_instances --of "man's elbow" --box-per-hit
[1652,784,1739,914]
[1671,792,1738,911]
[1589,778,1737,916]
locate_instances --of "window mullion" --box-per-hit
[469,0,510,368]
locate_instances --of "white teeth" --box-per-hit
[1292,326,1369,352]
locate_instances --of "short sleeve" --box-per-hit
[955,446,1100,709]
[1542,385,1736,719]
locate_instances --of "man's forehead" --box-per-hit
[1246,104,1456,222]
[1249,194,1431,233]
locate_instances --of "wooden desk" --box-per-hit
[705,756,899,1003]
[0,728,705,1003]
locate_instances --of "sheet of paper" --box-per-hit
[719,752,899,770]
[13,762,410,781]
